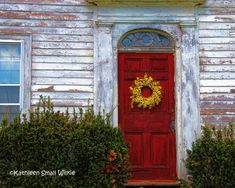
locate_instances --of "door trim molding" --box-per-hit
[94,21,200,179]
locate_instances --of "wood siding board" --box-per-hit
[201,115,235,122]
[200,87,235,93]
[32,70,93,78]
[32,41,93,49]
[200,80,235,87]
[199,22,235,30]
[98,15,196,22]
[200,65,235,72]
[0,26,93,35]
[199,44,235,51]
[201,94,235,101]
[32,56,93,63]
[32,77,93,85]
[0,1,93,111]
[32,63,93,71]
[201,109,235,115]
[31,99,94,106]
[0,0,88,5]
[32,85,93,92]
[199,38,235,44]
[200,58,235,65]
[32,92,93,100]
[32,34,93,42]
[0,11,93,21]
[199,15,235,22]
[200,122,232,126]
[0,19,93,28]
[204,0,235,7]
[0,4,93,13]
[200,72,235,79]
[199,51,235,58]
[199,8,235,15]
[199,30,235,37]
[201,101,235,109]
[32,49,93,56]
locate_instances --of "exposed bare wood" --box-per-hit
[0,26,93,35]
[200,58,235,65]
[199,15,235,22]
[0,0,88,5]
[200,94,235,101]
[0,19,93,28]
[0,11,93,20]
[201,109,235,115]
[0,4,92,13]
[0,28,32,35]
[201,115,235,122]
[32,92,93,100]
[33,41,93,49]
[32,77,93,85]
[33,34,93,42]
[32,85,93,92]
[201,101,235,109]
[200,87,235,93]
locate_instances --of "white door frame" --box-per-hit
[93,19,200,179]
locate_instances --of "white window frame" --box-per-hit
[0,35,31,119]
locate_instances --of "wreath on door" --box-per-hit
[130,74,162,109]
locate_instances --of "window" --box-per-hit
[118,29,174,52]
[0,41,23,121]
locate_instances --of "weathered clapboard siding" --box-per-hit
[0,0,94,111]
[199,0,235,126]
[0,0,88,5]
[33,34,93,42]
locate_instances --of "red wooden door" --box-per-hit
[118,52,176,180]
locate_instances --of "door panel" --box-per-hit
[118,52,176,180]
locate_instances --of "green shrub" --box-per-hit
[0,97,130,188]
[185,125,235,188]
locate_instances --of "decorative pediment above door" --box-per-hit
[87,0,205,6]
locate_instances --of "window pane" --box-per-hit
[0,61,20,84]
[0,105,20,123]
[0,86,19,103]
[0,43,21,60]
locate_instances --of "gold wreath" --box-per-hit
[130,74,162,109]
